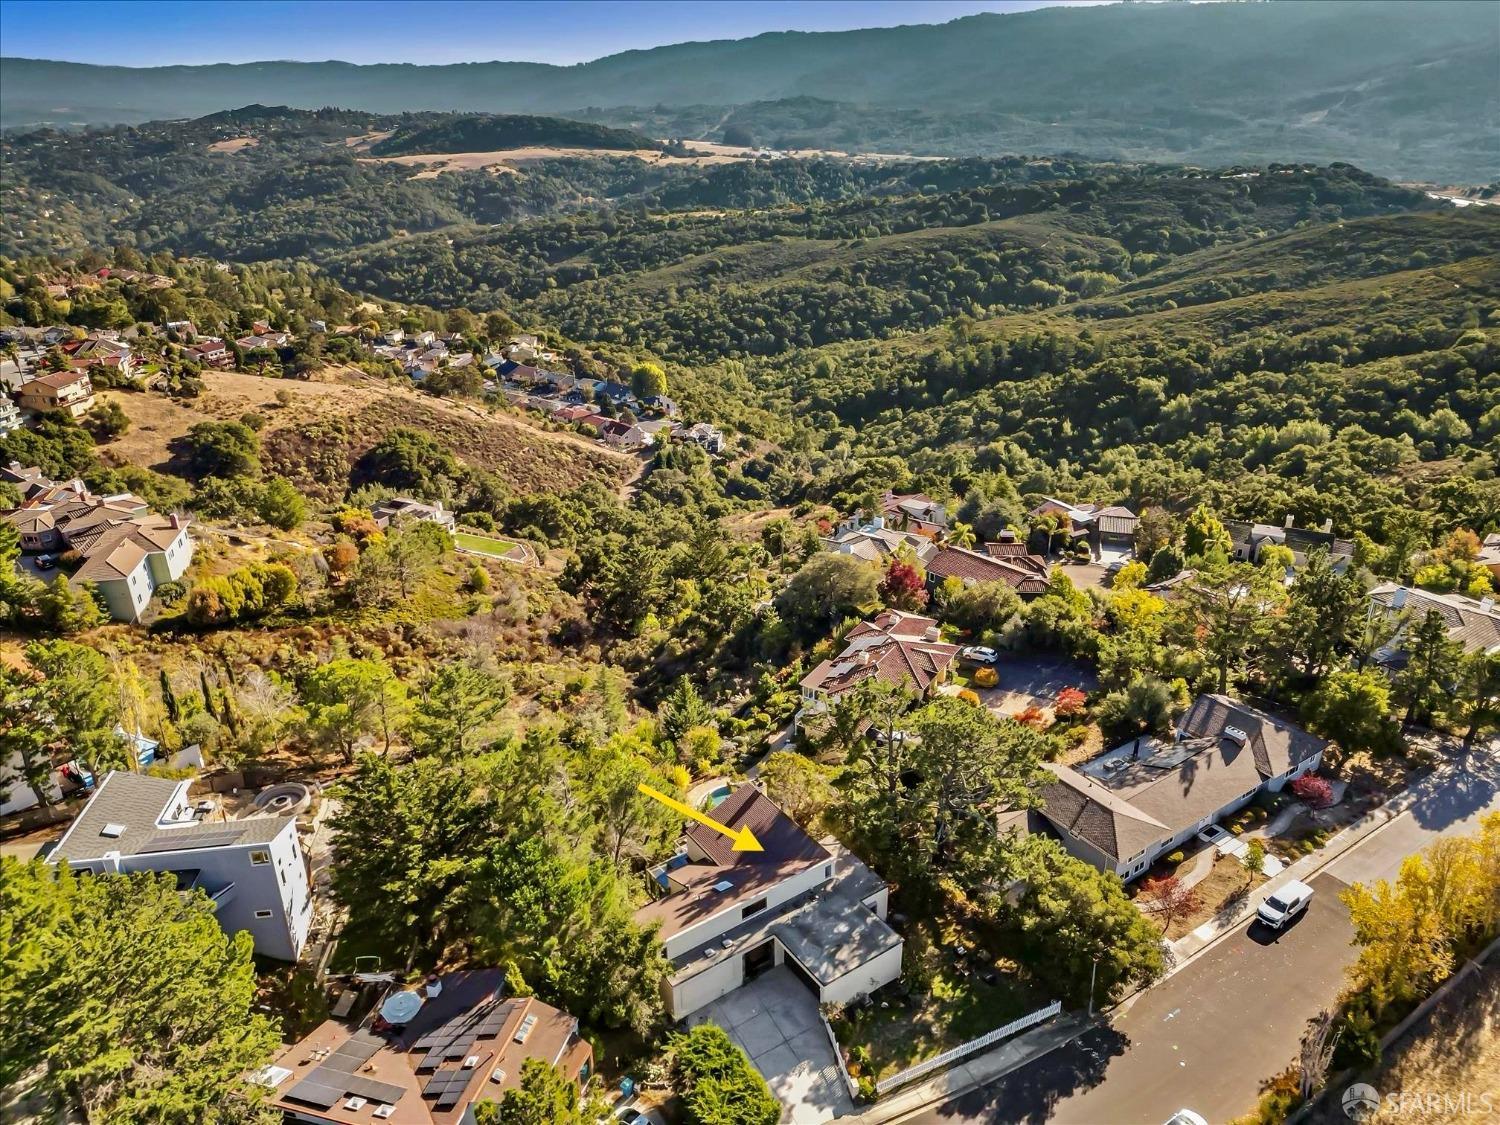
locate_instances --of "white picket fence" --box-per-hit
[873,999,1062,1096]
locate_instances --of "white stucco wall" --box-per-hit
[816,942,904,1007]
[671,953,747,1019]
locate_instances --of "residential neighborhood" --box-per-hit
[1,12,1498,1124]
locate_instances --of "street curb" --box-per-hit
[841,1015,1100,1125]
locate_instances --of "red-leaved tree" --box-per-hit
[1290,775,1334,808]
[879,559,928,611]
[1054,687,1088,719]
[1137,875,1202,935]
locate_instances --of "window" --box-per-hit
[741,897,768,920]
[254,909,273,919]
[249,850,270,866]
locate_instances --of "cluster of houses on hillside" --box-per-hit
[487,352,724,455]
[1,462,195,622]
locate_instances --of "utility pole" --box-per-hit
[1087,953,1101,1018]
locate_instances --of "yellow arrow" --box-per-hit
[637,783,764,852]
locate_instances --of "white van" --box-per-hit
[1257,880,1315,929]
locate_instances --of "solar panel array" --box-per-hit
[282,1030,404,1110]
[412,998,507,1071]
[134,828,248,854]
[421,1067,471,1110]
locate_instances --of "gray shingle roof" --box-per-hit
[49,770,290,865]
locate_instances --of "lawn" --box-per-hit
[829,918,1046,1082]
[453,530,526,560]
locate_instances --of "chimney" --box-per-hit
[1284,514,1295,529]
[1321,518,1333,534]
[424,974,443,999]
[169,512,181,530]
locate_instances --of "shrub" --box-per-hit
[668,1024,780,1125]
[956,688,981,705]
[1166,851,1185,865]
[154,580,186,606]
[973,666,999,688]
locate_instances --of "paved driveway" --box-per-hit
[976,654,1099,717]
[686,967,854,1124]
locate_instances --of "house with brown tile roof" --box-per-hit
[635,784,902,1020]
[1,470,193,621]
[796,610,960,730]
[926,546,1050,596]
[262,970,591,1123]
[1037,694,1327,881]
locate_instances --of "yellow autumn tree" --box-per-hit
[1341,811,1500,1014]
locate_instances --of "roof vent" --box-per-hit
[373,1107,396,1120]
[1223,725,1249,745]
[342,1097,367,1111]
[713,879,735,893]
[100,823,126,838]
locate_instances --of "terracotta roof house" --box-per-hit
[636,784,902,1020]
[926,546,1050,596]
[797,610,960,729]
[1038,695,1327,881]
[579,414,650,450]
[262,970,591,1123]
[1226,516,1355,572]
[17,369,95,418]
[1368,584,1500,667]
[187,337,232,366]
[49,771,311,960]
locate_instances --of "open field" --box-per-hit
[97,367,635,499]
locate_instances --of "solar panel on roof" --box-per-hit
[283,1076,344,1109]
[343,1075,406,1104]
[475,1007,509,1036]
[435,1084,466,1111]
[422,1070,464,1097]
[133,829,246,854]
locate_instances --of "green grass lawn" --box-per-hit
[832,918,1046,1082]
[453,531,523,559]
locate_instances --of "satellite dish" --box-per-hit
[379,990,423,1025]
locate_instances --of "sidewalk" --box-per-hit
[838,1013,1095,1125]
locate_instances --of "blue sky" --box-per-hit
[0,0,1111,66]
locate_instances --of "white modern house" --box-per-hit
[370,496,457,532]
[1038,695,1328,882]
[635,784,903,1021]
[47,771,313,960]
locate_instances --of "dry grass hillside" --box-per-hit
[97,368,635,501]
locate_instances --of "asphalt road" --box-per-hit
[904,749,1500,1125]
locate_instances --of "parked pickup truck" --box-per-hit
[1256,880,1315,929]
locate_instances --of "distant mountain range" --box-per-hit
[2,1,1496,181]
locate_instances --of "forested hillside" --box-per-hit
[4,1,1495,180]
